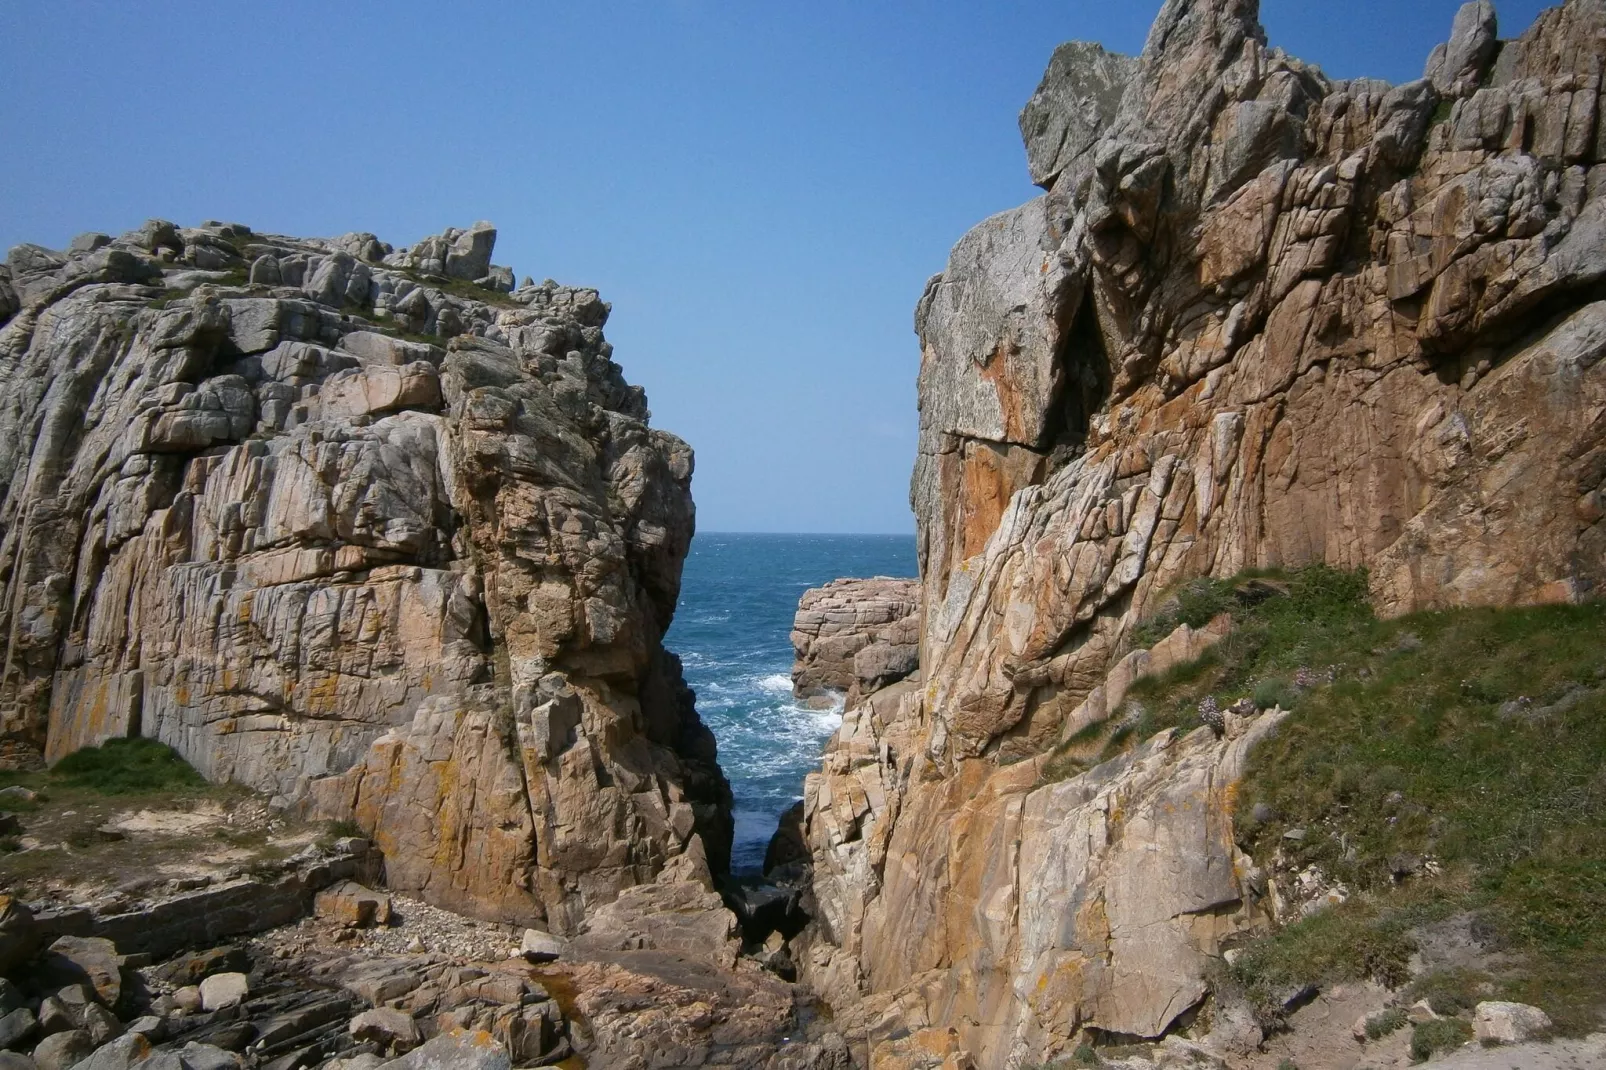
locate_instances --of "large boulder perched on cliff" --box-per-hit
[0,220,730,935]
[790,578,920,706]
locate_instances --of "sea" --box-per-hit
[666,532,919,874]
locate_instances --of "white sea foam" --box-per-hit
[755,672,794,694]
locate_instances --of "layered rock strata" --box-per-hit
[0,220,731,933]
[795,0,1606,1065]
[790,578,921,707]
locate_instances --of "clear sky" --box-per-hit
[1,0,1550,534]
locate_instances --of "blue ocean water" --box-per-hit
[666,532,919,874]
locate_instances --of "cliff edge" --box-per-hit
[0,220,731,934]
[791,0,1606,1065]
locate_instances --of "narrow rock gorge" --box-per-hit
[782,0,1606,1066]
[0,220,732,933]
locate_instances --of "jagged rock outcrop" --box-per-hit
[0,220,731,934]
[798,0,1606,1065]
[790,578,921,707]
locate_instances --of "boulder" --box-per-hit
[0,981,17,1017]
[0,1009,36,1052]
[517,930,564,964]
[377,1029,509,1070]
[0,899,38,978]
[76,1007,120,1048]
[197,973,248,1012]
[314,882,393,929]
[28,1031,92,1070]
[0,1053,34,1070]
[1472,1001,1553,1044]
[444,224,496,282]
[36,939,121,1007]
[170,987,202,1015]
[153,947,249,988]
[348,1008,421,1054]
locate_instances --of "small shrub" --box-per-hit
[0,835,19,853]
[322,819,366,841]
[51,737,206,795]
[1253,676,1299,711]
[1229,902,1416,1013]
[1411,1017,1472,1061]
[1277,1060,1300,1070]
[1365,1006,1409,1040]
[1071,1045,1100,1067]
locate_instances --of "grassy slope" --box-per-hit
[1063,568,1606,1035]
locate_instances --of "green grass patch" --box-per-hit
[1365,1006,1409,1040]
[1117,568,1606,1033]
[50,738,207,795]
[1410,1017,1472,1061]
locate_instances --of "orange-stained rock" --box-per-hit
[803,1,1606,1066]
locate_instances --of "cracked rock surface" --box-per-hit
[790,0,1606,1066]
[0,219,731,934]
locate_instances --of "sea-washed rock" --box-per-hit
[791,578,921,705]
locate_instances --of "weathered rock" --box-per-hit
[0,1009,36,1052]
[348,1008,421,1054]
[791,578,921,705]
[28,1030,92,1070]
[0,220,730,937]
[36,939,120,1007]
[377,1029,508,1070]
[1473,1000,1553,1044]
[792,3,1606,1065]
[0,900,37,978]
[1020,41,1138,188]
[579,880,741,970]
[0,1053,34,1070]
[64,1033,148,1070]
[197,973,248,1012]
[314,883,393,929]
[75,1007,120,1049]
[517,929,565,964]
[0,981,17,1017]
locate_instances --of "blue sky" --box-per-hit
[1,1,1549,534]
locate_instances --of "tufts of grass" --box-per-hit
[1404,967,1489,1017]
[1121,568,1606,1033]
[51,737,207,795]
[1226,897,1420,1016]
[1366,1006,1409,1040]
[1410,1017,1472,1062]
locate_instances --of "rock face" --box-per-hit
[0,220,731,933]
[790,578,921,706]
[798,0,1606,1066]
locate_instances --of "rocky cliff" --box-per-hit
[793,0,1606,1065]
[0,220,731,933]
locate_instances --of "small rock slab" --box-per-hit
[377,1029,508,1070]
[315,882,393,929]
[349,1008,420,1054]
[517,930,564,964]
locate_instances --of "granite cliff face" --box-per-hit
[0,220,731,933]
[793,0,1606,1065]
